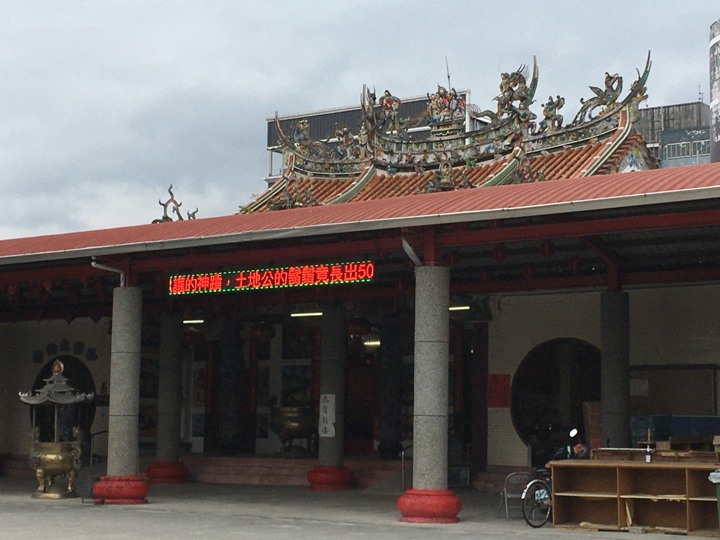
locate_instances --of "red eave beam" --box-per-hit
[96,207,720,275]
[436,208,720,248]
[130,235,403,273]
[0,265,107,286]
[579,235,621,291]
[2,207,720,286]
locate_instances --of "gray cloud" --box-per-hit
[1,1,717,238]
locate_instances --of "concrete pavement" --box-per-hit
[0,476,691,539]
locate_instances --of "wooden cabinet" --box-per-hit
[551,461,720,535]
[552,462,621,530]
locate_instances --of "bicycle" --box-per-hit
[521,468,552,528]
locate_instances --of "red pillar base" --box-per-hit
[397,488,462,523]
[307,465,355,491]
[92,475,149,504]
[146,460,190,483]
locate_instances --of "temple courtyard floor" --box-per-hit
[0,476,697,539]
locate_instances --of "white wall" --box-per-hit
[630,285,720,416]
[487,284,720,468]
[630,285,720,366]
[0,318,111,455]
[487,292,600,467]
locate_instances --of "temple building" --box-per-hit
[252,54,655,212]
[3,52,720,523]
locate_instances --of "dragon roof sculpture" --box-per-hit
[243,53,653,213]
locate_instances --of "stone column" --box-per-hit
[146,315,189,483]
[600,291,630,448]
[307,305,354,490]
[397,265,461,523]
[93,286,149,504]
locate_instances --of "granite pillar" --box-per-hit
[397,265,461,523]
[307,305,353,490]
[93,286,149,504]
[146,315,189,483]
[600,291,630,448]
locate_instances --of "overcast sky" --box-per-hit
[1,2,718,239]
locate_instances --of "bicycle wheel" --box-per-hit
[522,479,552,528]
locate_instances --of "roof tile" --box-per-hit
[2,162,720,262]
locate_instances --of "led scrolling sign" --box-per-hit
[168,260,375,296]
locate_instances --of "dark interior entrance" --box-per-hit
[345,332,377,455]
[510,338,601,466]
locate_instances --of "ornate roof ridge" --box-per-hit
[245,54,653,211]
[274,54,650,178]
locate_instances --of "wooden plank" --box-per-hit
[691,529,720,537]
[619,493,686,501]
[554,491,617,499]
[554,523,623,531]
[591,448,719,463]
[556,459,718,470]
[643,526,689,534]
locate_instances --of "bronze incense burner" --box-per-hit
[268,397,317,455]
[19,359,93,499]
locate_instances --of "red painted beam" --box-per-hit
[0,265,107,286]
[579,236,621,291]
[3,264,720,323]
[436,208,720,248]
[130,236,403,273]
[2,208,720,291]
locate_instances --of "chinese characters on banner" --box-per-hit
[319,393,336,437]
[168,261,375,296]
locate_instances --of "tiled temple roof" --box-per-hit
[242,54,656,213]
[3,162,720,266]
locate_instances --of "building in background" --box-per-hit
[619,19,719,167]
[635,102,711,167]
[710,18,720,162]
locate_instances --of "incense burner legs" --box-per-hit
[29,441,81,499]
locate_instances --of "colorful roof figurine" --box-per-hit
[242,53,655,213]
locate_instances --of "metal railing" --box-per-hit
[400,443,473,489]
[400,444,413,490]
[89,429,108,466]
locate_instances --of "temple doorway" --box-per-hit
[510,338,601,466]
[344,342,377,456]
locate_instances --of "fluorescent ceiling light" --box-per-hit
[183,319,205,324]
[448,306,471,311]
[290,311,323,318]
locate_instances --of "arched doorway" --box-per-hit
[510,338,600,466]
[31,355,96,445]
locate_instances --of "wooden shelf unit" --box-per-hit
[551,460,720,535]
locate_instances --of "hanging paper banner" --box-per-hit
[319,393,336,437]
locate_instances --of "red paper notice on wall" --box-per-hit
[488,374,511,408]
